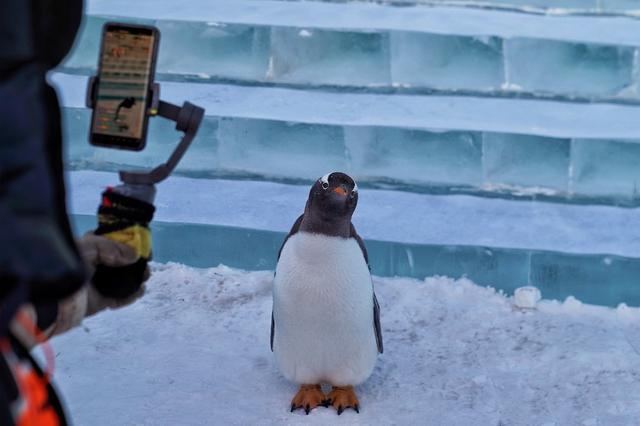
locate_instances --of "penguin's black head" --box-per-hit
[306,172,358,223]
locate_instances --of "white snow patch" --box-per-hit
[501,82,524,91]
[513,286,541,309]
[48,263,640,425]
[480,182,559,197]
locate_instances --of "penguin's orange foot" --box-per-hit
[290,384,326,415]
[326,385,360,415]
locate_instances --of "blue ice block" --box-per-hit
[216,118,347,180]
[269,27,390,86]
[483,133,571,191]
[571,138,640,201]
[64,16,271,81]
[62,17,640,102]
[61,101,640,205]
[71,214,283,270]
[599,0,640,11]
[505,38,635,97]
[530,252,640,307]
[62,107,220,174]
[486,0,596,7]
[387,0,603,10]
[385,243,531,294]
[154,21,270,80]
[345,127,483,186]
[390,32,504,90]
[70,213,640,307]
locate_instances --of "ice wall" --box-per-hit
[55,2,640,205]
[328,0,640,13]
[53,0,640,305]
[61,106,640,205]
[70,212,640,308]
[62,14,640,101]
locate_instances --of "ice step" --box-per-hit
[53,73,640,139]
[69,171,640,307]
[358,0,640,14]
[84,0,640,46]
[64,3,640,100]
[229,0,639,15]
[55,73,640,205]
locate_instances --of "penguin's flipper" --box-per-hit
[373,292,383,354]
[270,311,275,352]
[350,223,369,266]
[277,214,304,261]
[351,224,383,353]
[272,214,305,351]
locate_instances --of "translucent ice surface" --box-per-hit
[61,108,221,174]
[344,127,483,187]
[63,5,640,100]
[600,0,640,12]
[55,0,640,310]
[269,28,390,86]
[316,0,638,13]
[69,217,640,307]
[66,16,271,80]
[216,118,347,180]
[82,0,640,47]
[483,133,570,191]
[155,21,270,81]
[54,73,640,140]
[390,32,504,90]
[60,99,640,205]
[505,39,635,97]
[67,171,640,307]
[571,138,640,200]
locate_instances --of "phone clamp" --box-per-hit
[86,77,205,186]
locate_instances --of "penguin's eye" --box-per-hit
[322,182,329,190]
[350,190,356,198]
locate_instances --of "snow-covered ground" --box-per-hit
[48,262,640,425]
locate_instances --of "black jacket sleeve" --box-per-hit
[0,0,86,304]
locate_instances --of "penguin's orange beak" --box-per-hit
[332,186,348,196]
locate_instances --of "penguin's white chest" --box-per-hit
[272,232,378,386]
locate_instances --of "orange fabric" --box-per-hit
[15,364,59,426]
[2,311,61,425]
[15,311,55,378]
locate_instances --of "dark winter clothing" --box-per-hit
[1,2,152,425]
[0,0,86,304]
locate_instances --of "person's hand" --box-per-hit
[77,232,140,274]
[76,232,150,316]
[80,187,155,315]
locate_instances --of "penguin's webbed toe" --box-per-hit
[326,386,360,415]
[290,384,326,415]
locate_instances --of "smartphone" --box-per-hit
[90,23,160,151]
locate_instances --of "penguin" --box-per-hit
[271,171,383,415]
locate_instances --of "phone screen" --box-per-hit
[90,23,159,150]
